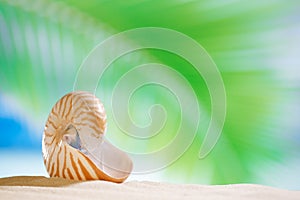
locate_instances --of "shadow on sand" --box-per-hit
[0,176,80,187]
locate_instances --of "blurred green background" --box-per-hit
[0,0,299,189]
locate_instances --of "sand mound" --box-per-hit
[0,176,299,200]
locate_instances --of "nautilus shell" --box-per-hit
[42,91,133,183]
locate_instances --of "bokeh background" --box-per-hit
[0,0,299,190]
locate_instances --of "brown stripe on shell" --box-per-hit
[54,145,62,177]
[67,168,74,179]
[70,152,82,180]
[77,158,93,180]
[62,145,67,178]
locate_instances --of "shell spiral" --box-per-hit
[42,91,132,183]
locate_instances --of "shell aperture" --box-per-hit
[42,91,133,183]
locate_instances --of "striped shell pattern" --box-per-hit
[42,91,132,183]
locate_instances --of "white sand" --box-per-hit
[0,176,299,200]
